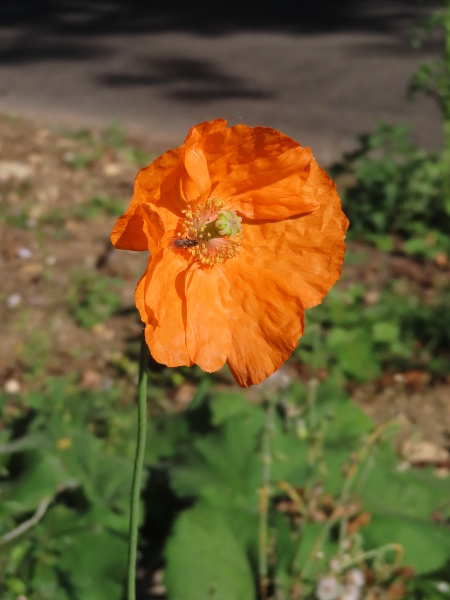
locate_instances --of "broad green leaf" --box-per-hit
[210,391,251,425]
[164,503,255,600]
[2,453,72,512]
[145,413,190,464]
[361,448,449,518]
[364,513,450,574]
[58,525,127,600]
[170,412,264,507]
[321,399,374,443]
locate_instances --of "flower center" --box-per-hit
[175,198,243,266]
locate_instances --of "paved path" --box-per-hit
[0,0,442,164]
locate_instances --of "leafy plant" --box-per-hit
[146,382,450,600]
[2,374,449,600]
[409,0,450,211]
[332,122,449,259]
[0,379,136,600]
[296,282,450,381]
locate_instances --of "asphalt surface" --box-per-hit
[0,0,442,164]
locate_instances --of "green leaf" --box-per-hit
[320,398,374,444]
[371,322,400,344]
[361,447,449,518]
[328,328,380,381]
[292,521,337,577]
[145,413,191,463]
[170,412,264,508]
[210,391,251,425]
[364,513,450,574]
[2,453,72,513]
[58,523,127,600]
[164,503,255,600]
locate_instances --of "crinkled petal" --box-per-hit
[185,266,231,372]
[111,146,183,249]
[198,123,318,220]
[157,144,211,218]
[111,203,165,253]
[238,160,349,309]
[219,261,305,387]
[142,249,192,367]
[184,119,228,144]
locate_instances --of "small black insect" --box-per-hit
[169,236,199,250]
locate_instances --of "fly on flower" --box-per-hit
[111,119,348,387]
[168,236,199,251]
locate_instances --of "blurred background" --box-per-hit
[0,0,442,162]
[1,1,449,599]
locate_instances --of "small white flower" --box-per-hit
[340,584,361,600]
[436,581,450,594]
[316,575,341,600]
[345,569,365,589]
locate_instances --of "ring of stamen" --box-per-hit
[177,198,243,266]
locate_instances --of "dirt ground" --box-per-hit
[0,112,449,465]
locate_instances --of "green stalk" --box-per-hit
[444,0,450,212]
[127,330,149,600]
[259,400,274,599]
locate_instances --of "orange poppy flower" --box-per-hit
[111,119,348,387]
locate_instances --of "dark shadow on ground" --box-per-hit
[1,0,439,38]
[98,58,275,101]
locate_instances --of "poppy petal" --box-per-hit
[185,266,231,372]
[111,145,182,249]
[219,261,305,387]
[199,124,318,220]
[239,160,348,309]
[157,144,211,217]
[142,249,192,367]
[184,119,228,144]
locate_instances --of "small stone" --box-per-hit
[434,253,448,268]
[4,379,21,393]
[19,262,44,282]
[103,163,121,176]
[16,247,32,259]
[402,440,449,465]
[45,255,56,266]
[92,323,115,339]
[7,293,22,308]
[80,369,102,390]
[364,289,380,305]
[0,161,33,182]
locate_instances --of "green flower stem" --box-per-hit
[127,329,149,600]
[444,0,450,211]
[259,400,274,600]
